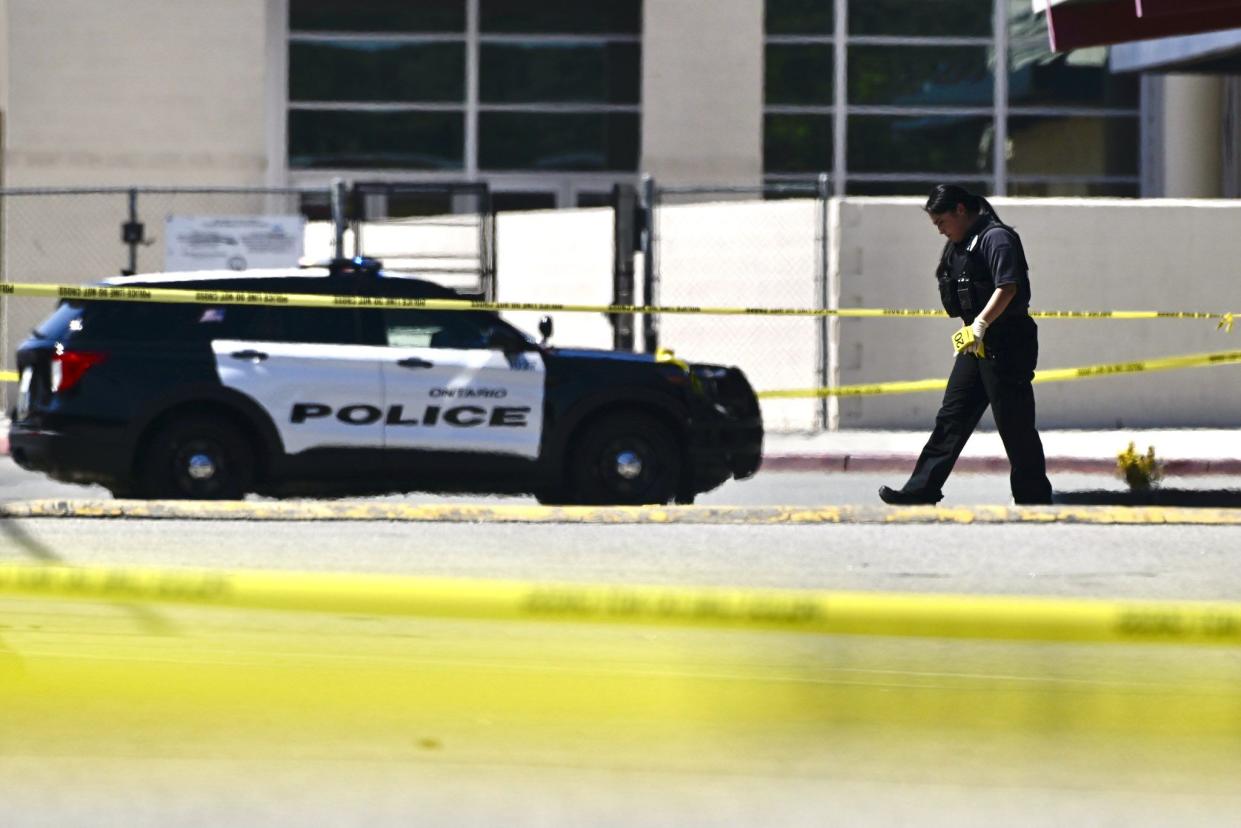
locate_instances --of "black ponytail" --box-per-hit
[925,184,1002,223]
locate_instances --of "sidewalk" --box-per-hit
[763,429,1241,476]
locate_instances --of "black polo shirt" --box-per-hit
[960,214,1032,323]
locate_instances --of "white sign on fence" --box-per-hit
[165,215,305,272]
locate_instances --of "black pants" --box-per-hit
[902,316,1053,504]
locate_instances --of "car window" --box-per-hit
[209,305,357,345]
[382,308,500,349]
[35,300,207,343]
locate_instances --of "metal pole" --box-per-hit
[992,0,1009,196]
[482,184,497,302]
[816,172,831,432]
[330,177,347,260]
[611,183,637,351]
[832,0,848,196]
[127,189,139,275]
[465,0,480,181]
[640,174,658,353]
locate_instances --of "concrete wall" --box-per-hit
[833,198,1241,429]
[493,208,616,351]
[1162,75,1224,199]
[480,197,1241,433]
[0,0,274,398]
[0,0,9,118]
[4,0,269,187]
[641,0,764,187]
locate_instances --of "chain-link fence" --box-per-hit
[0,183,498,407]
[2,179,828,431]
[648,177,831,432]
[0,186,326,405]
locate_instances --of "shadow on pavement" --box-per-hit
[1053,489,1241,508]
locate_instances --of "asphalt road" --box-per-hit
[4,455,1241,600]
[4,457,1241,826]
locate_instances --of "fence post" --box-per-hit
[330,177,348,260]
[611,183,638,351]
[122,188,143,275]
[816,172,831,432]
[640,174,658,353]
[481,184,497,302]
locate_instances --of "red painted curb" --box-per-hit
[762,454,1241,476]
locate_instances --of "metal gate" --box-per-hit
[644,175,833,432]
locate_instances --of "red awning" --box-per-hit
[1137,0,1241,16]
[1045,0,1241,51]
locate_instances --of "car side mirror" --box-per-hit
[538,315,553,345]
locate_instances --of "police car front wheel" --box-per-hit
[570,412,681,505]
[138,417,254,500]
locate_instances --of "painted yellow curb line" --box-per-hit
[2,499,1241,525]
[2,563,1240,645]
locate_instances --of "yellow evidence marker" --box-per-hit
[952,325,986,358]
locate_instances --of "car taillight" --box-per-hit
[50,350,108,393]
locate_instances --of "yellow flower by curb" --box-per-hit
[1116,442,1162,492]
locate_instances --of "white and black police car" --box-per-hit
[9,258,763,504]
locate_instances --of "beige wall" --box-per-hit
[833,198,1241,429]
[642,0,764,187]
[300,197,1241,433]
[494,209,616,351]
[0,0,276,393]
[1163,74,1223,199]
[4,0,270,187]
[0,0,9,117]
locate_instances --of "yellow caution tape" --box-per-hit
[759,349,1241,399]
[0,280,1237,323]
[0,370,15,382]
[2,564,1241,646]
[8,588,1241,767]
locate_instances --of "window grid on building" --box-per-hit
[287,0,642,210]
[763,0,1142,197]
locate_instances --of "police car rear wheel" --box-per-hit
[140,418,253,500]
[571,413,681,505]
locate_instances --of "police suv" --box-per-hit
[9,259,763,504]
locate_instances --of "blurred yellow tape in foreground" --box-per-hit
[759,348,1241,399]
[2,564,1240,646]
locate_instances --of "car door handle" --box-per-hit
[397,357,434,369]
[230,349,269,362]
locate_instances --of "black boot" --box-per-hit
[878,485,942,506]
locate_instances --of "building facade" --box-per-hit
[0,0,1231,208]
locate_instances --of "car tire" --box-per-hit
[569,412,681,505]
[533,487,567,506]
[139,417,253,500]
